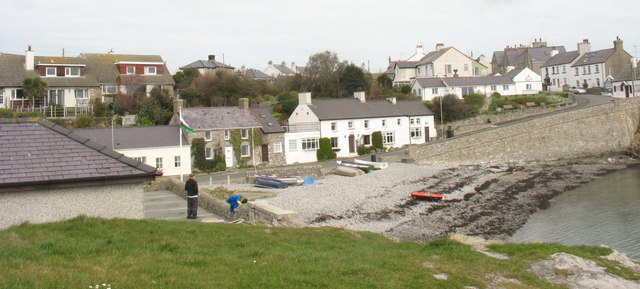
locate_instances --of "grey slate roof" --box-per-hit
[493,46,566,67]
[417,48,450,65]
[74,126,188,150]
[572,48,616,67]
[396,61,419,68]
[249,107,285,134]
[181,107,262,130]
[245,68,273,81]
[541,51,580,67]
[273,64,296,75]
[414,75,514,88]
[180,60,235,70]
[0,118,158,191]
[307,98,433,121]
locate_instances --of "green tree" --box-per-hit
[463,93,485,114]
[306,51,346,97]
[276,91,299,118]
[316,137,336,161]
[340,64,370,96]
[180,88,206,107]
[22,77,47,104]
[93,100,110,117]
[372,131,384,151]
[173,68,199,90]
[425,94,475,123]
[136,88,173,125]
[74,114,95,128]
[376,73,393,89]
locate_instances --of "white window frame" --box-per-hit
[174,156,181,168]
[382,132,395,145]
[331,122,337,131]
[502,85,509,91]
[381,119,387,127]
[491,85,497,91]
[205,131,212,141]
[330,137,339,149]
[46,67,57,77]
[65,67,80,77]
[133,156,146,164]
[363,134,371,146]
[526,84,532,90]
[0,90,3,104]
[348,121,354,129]
[288,139,298,151]
[126,66,135,75]
[397,118,401,126]
[205,147,213,159]
[364,120,369,129]
[301,138,319,150]
[410,118,415,125]
[224,129,230,140]
[432,87,438,94]
[411,127,422,138]
[102,84,117,94]
[241,129,248,139]
[416,118,421,124]
[240,143,250,157]
[273,142,282,153]
[155,157,163,169]
[11,89,26,100]
[75,89,88,99]
[145,66,157,75]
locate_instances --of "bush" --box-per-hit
[372,131,384,151]
[191,138,225,172]
[463,93,485,113]
[17,111,45,118]
[316,137,337,161]
[0,109,16,118]
[357,145,371,156]
[93,100,110,117]
[74,114,95,128]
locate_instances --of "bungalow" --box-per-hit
[179,55,235,75]
[285,92,436,164]
[0,118,158,230]
[74,126,191,177]
[411,67,542,100]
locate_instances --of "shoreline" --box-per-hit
[223,155,639,244]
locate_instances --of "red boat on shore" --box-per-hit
[410,192,444,201]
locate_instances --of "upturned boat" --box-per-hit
[254,177,289,189]
[353,159,389,170]
[336,160,375,173]
[410,192,444,201]
[254,174,304,186]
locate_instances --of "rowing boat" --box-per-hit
[410,192,444,201]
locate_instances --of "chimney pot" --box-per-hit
[208,55,216,62]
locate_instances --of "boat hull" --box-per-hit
[410,192,444,201]
[336,160,375,173]
[254,177,289,189]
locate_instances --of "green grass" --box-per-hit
[0,217,636,289]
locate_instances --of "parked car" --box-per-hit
[569,87,587,94]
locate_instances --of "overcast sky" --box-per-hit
[3,0,639,74]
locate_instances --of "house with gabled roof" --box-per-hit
[179,55,235,75]
[285,92,436,163]
[411,67,542,100]
[74,126,191,177]
[240,67,273,82]
[415,44,480,79]
[171,98,263,168]
[0,118,159,230]
[249,107,286,166]
[492,39,566,76]
[263,61,305,78]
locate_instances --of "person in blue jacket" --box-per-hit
[226,190,248,213]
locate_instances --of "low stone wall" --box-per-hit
[244,164,323,183]
[411,97,640,165]
[149,177,303,226]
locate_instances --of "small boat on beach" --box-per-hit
[336,160,375,173]
[353,159,388,170]
[254,177,289,189]
[254,174,304,186]
[410,192,444,201]
[334,165,365,177]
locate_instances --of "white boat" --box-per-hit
[353,159,389,170]
[334,165,364,177]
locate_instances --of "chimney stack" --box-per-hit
[25,44,34,71]
[614,36,623,51]
[416,45,424,55]
[386,97,397,105]
[298,92,312,105]
[354,91,366,103]
[577,39,591,55]
[435,43,445,51]
[208,55,216,62]
[239,98,249,111]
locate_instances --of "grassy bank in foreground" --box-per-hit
[0,217,636,289]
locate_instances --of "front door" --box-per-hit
[425,127,430,142]
[224,146,234,168]
[261,144,269,162]
[348,135,355,154]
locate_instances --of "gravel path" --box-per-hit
[223,157,639,243]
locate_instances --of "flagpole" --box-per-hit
[179,107,184,182]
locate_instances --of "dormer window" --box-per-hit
[126,66,135,74]
[46,67,56,77]
[145,66,157,75]
[65,67,80,77]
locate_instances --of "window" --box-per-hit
[526,84,532,90]
[65,67,80,77]
[241,129,248,139]
[432,87,438,94]
[155,157,163,169]
[502,85,509,91]
[205,147,213,159]
[348,121,354,129]
[331,122,337,131]
[364,120,369,129]
[273,142,282,153]
[464,64,469,71]
[416,118,421,124]
[446,64,452,75]
[301,138,319,150]
[382,132,395,144]
[11,89,25,100]
[174,156,181,168]
[595,65,599,73]
[241,143,250,157]
[133,156,146,164]
[491,85,497,91]
[582,66,586,75]
[562,65,566,74]
[575,68,579,76]
[205,131,212,141]
[363,135,371,146]
[415,89,421,96]
[145,66,157,75]
[381,119,387,127]
[288,139,297,151]
[596,78,600,87]
[126,66,135,74]
[46,89,64,105]
[587,66,591,74]
[74,89,88,99]
[410,118,415,125]
[411,127,422,138]
[0,90,3,104]
[224,129,230,140]
[102,84,117,94]
[46,67,56,76]
[397,118,401,126]
[330,137,339,149]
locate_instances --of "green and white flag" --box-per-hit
[179,113,193,132]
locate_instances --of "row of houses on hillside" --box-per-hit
[0,46,175,110]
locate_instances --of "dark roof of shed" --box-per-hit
[180,60,235,70]
[74,126,188,150]
[541,51,580,67]
[181,107,262,130]
[0,118,158,191]
[307,98,433,120]
[245,68,273,81]
[572,48,616,67]
[249,107,285,133]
